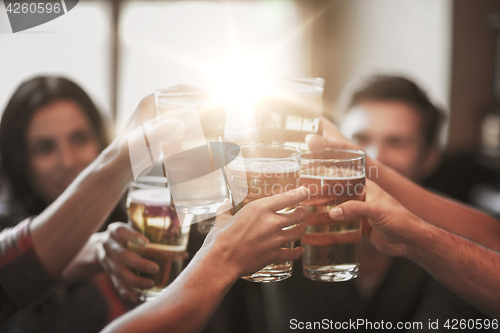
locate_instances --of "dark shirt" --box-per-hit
[260,257,488,333]
[0,191,125,332]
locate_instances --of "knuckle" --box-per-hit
[108,223,120,233]
[291,226,304,240]
[346,201,361,215]
[270,248,282,262]
[116,250,129,262]
[132,257,148,270]
[351,200,362,210]
[290,249,302,261]
[111,265,124,279]
[113,223,129,237]
[296,207,308,220]
[277,248,289,261]
[102,232,112,245]
[116,269,133,282]
[275,234,287,247]
[270,215,283,227]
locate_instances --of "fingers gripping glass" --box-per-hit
[300,149,365,282]
[126,177,192,301]
[226,143,301,282]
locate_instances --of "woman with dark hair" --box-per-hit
[0,89,310,333]
[0,76,129,332]
[0,76,111,223]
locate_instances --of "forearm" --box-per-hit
[62,233,105,284]
[30,140,133,278]
[406,220,500,318]
[102,246,239,333]
[368,158,500,251]
[102,186,308,332]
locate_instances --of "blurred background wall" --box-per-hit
[1,0,499,153]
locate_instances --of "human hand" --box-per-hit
[328,179,423,258]
[120,94,156,136]
[201,187,309,279]
[96,222,160,302]
[314,117,360,150]
[106,94,186,181]
[306,133,360,151]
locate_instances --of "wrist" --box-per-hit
[192,243,241,287]
[61,233,105,282]
[94,139,134,187]
[404,217,436,263]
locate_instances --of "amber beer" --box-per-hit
[226,144,301,282]
[127,186,190,300]
[300,150,365,282]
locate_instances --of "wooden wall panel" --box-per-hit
[449,0,500,152]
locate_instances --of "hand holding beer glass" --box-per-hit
[126,177,192,301]
[226,144,302,282]
[300,149,365,282]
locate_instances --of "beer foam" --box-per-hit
[128,188,171,206]
[228,159,300,174]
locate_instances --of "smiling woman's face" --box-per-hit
[26,99,101,203]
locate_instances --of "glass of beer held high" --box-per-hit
[155,86,228,232]
[300,149,365,282]
[226,144,301,282]
[254,77,324,150]
[126,177,192,301]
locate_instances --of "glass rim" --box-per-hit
[227,143,302,161]
[154,86,214,98]
[131,176,168,190]
[300,148,365,163]
[269,76,325,90]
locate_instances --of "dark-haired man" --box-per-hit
[339,75,444,298]
[340,75,443,182]
[262,75,487,333]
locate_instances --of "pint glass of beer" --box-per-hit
[155,86,228,231]
[255,77,324,150]
[126,177,192,301]
[226,144,301,282]
[300,149,365,282]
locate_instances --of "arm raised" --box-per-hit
[310,123,500,252]
[330,180,500,318]
[102,187,309,333]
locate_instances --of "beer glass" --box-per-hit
[126,177,192,301]
[300,149,365,282]
[155,86,228,229]
[226,144,301,282]
[255,77,324,150]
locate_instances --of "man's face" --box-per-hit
[340,100,431,181]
